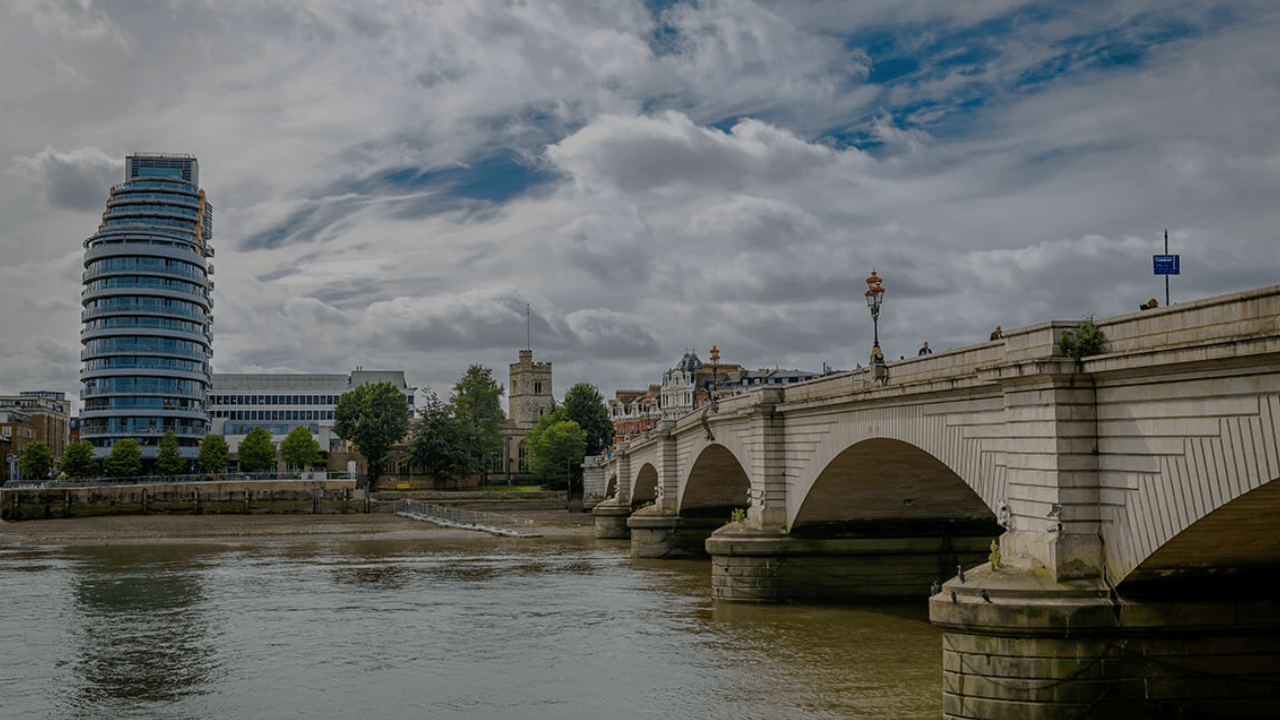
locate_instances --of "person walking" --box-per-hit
[990,325,1003,341]
[918,342,932,356]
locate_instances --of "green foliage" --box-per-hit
[60,440,98,478]
[989,538,1003,570]
[729,508,746,524]
[1059,316,1105,359]
[154,430,186,475]
[104,439,142,478]
[561,382,614,457]
[280,426,323,469]
[238,426,277,472]
[19,441,52,480]
[407,391,471,483]
[448,366,505,483]
[197,434,231,473]
[334,380,412,485]
[526,410,586,487]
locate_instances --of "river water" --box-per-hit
[0,533,942,719]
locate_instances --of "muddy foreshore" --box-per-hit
[0,506,597,546]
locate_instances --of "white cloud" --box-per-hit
[1,0,1278,406]
[548,111,835,194]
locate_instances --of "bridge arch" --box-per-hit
[1120,475,1280,589]
[679,444,750,518]
[786,402,1006,528]
[793,437,997,533]
[632,463,658,505]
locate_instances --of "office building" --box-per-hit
[209,369,416,454]
[79,153,214,459]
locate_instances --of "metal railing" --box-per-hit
[36,470,356,489]
[398,499,539,537]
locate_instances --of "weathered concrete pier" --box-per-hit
[597,284,1280,718]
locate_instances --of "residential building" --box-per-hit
[0,391,72,480]
[723,367,824,391]
[79,153,214,459]
[658,349,744,421]
[612,351,824,445]
[609,385,662,443]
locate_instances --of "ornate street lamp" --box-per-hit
[709,345,720,404]
[865,269,886,356]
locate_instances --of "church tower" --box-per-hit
[508,349,553,428]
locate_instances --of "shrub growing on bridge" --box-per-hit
[1060,316,1105,359]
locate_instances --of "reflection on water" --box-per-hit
[0,535,942,720]
[69,546,220,718]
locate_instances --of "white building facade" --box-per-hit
[209,369,415,453]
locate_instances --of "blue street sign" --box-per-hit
[1154,255,1180,275]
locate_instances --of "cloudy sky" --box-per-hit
[2,0,1278,411]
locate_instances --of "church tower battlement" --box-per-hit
[508,349,553,428]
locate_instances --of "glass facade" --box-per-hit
[79,154,214,458]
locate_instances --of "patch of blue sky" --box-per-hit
[709,116,740,134]
[867,57,918,85]
[372,150,558,203]
[843,3,1231,150]
[644,0,685,55]
[239,151,559,249]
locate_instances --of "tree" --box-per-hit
[334,380,411,486]
[197,434,231,474]
[449,365,505,484]
[280,425,322,470]
[19,441,52,480]
[238,426,277,472]
[525,409,586,488]
[104,439,142,478]
[562,382,614,456]
[154,430,185,475]
[60,440,98,479]
[407,392,471,484]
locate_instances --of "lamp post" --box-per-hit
[709,345,720,405]
[865,269,886,357]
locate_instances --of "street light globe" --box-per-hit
[865,270,885,309]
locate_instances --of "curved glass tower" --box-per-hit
[80,153,214,459]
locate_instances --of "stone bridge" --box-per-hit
[595,283,1280,719]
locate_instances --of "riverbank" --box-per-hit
[0,506,597,546]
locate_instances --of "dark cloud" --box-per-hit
[16,147,120,211]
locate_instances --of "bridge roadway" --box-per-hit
[595,283,1280,719]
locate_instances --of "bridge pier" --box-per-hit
[591,498,631,539]
[706,522,995,603]
[930,560,1280,719]
[627,505,724,559]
